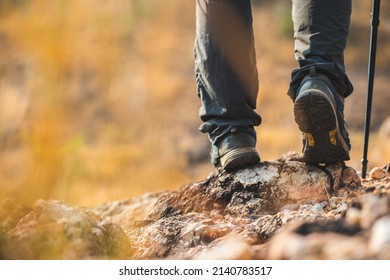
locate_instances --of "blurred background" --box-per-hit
[0,0,389,207]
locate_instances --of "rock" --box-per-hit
[0,197,31,232]
[357,194,390,229]
[267,220,366,260]
[148,160,333,221]
[370,167,388,180]
[0,197,31,259]
[8,200,132,259]
[1,154,390,260]
[324,162,362,197]
[94,192,162,229]
[369,216,390,258]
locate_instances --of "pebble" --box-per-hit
[370,167,388,180]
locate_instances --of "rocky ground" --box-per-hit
[0,152,389,260]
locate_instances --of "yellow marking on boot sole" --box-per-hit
[305,132,315,147]
[329,129,337,146]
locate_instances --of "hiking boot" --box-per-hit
[212,132,260,171]
[293,72,351,164]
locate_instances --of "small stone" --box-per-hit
[370,167,388,180]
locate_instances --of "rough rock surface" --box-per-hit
[1,199,132,259]
[1,153,389,259]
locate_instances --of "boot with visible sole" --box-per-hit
[212,132,260,171]
[294,73,351,164]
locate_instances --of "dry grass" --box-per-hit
[0,0,389,208]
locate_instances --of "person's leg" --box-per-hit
[289,0,353,164]
[289,0,353,99]
[195,0,261,169]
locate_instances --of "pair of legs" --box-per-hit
[195,0,354,170]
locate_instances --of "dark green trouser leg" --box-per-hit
[195,0,261,148]
[288,0,354,100]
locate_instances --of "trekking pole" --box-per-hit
[362,0,381,178]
